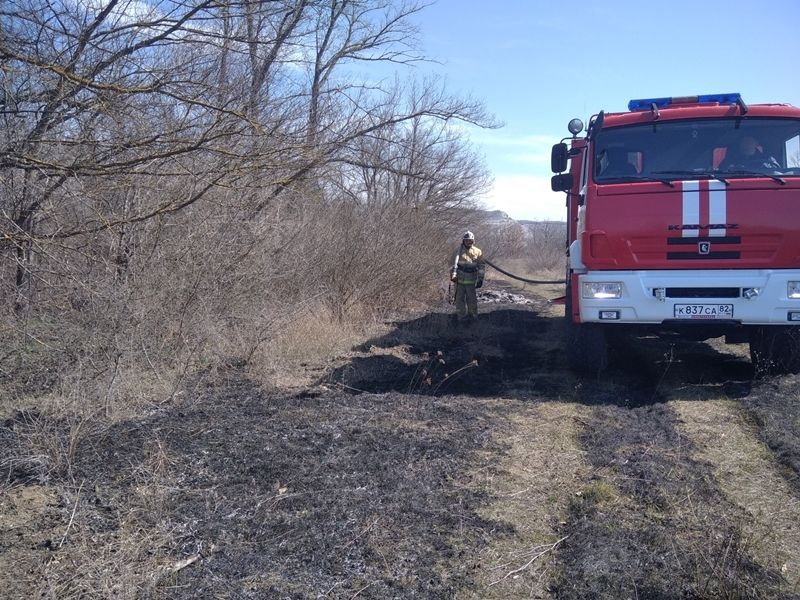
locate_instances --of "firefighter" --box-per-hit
[450,231,485,322]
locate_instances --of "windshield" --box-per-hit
[593,117,800,183]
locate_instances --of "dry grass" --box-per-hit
[673,398,800,590]
[37,522,174,600]
[2,360,183,490]
[245,303,389,389]
[41,437,179,599]
[0,449,178,600]
[0,484,60,599]
[5,269,799,598]
[463,401,590,598]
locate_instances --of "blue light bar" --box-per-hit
[628,96,672,111]
[628,93,742,112]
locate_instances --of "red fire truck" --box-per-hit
[551,93,800,374]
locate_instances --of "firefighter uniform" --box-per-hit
[451,232,484,321]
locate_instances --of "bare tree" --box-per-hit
[249,0,496,212]
[0,0,501,415]
[0,0,254,309]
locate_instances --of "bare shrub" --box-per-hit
[472,218,528,260]
[521,221,567,272]
[3,378,110,484]
[307,203,450,321]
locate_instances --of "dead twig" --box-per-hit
[170,554,201,573]
[432,359,479,394]
[332,382,371,394]
[58,479,84,549]
[489,535,569,587]
[349,580,378,599]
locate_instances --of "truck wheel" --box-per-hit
[566,322,609,375]
[749,326,800,376]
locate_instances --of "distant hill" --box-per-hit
[517,219,566,226]
[477,209,516,226]
[471,208,566,227]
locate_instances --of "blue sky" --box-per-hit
[408,0,800,221]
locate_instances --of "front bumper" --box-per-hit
[577,269,800,325]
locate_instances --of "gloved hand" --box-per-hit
[450,274,457,282]
[476,276,483,288]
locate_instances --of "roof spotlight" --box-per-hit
[568,118,584,136]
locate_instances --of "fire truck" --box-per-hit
[551,93,800,374]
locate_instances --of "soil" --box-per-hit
[2,281,800,599]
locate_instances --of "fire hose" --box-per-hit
[448,260,563,304]
[483,259,564,285]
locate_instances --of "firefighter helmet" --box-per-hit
[463,231,475,241]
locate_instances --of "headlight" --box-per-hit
[788,281,800,299]
[582,282,623,299]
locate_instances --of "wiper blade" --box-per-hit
[652,169,729,186]
[720,169,786,185]
[598,175,675,188]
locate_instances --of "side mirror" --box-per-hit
[551,173,573,192]
[551,143,569,173]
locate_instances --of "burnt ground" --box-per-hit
[2,282,800,598]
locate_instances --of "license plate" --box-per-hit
[673,304,734,319]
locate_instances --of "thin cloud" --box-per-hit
[484,174,564,222]
[472,131,555,169]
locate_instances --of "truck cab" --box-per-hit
[552,94,800,374]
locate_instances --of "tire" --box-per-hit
[749,326,800,376]
[564,282,609,375]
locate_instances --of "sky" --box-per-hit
[405,0,800,221]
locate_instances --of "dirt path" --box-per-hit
[2,282,799,598]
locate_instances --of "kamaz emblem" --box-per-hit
[698,241,711,255]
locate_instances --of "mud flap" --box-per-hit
[749,326,800,376]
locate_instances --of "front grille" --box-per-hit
[653,287,741,299]
[666,251,741,260]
